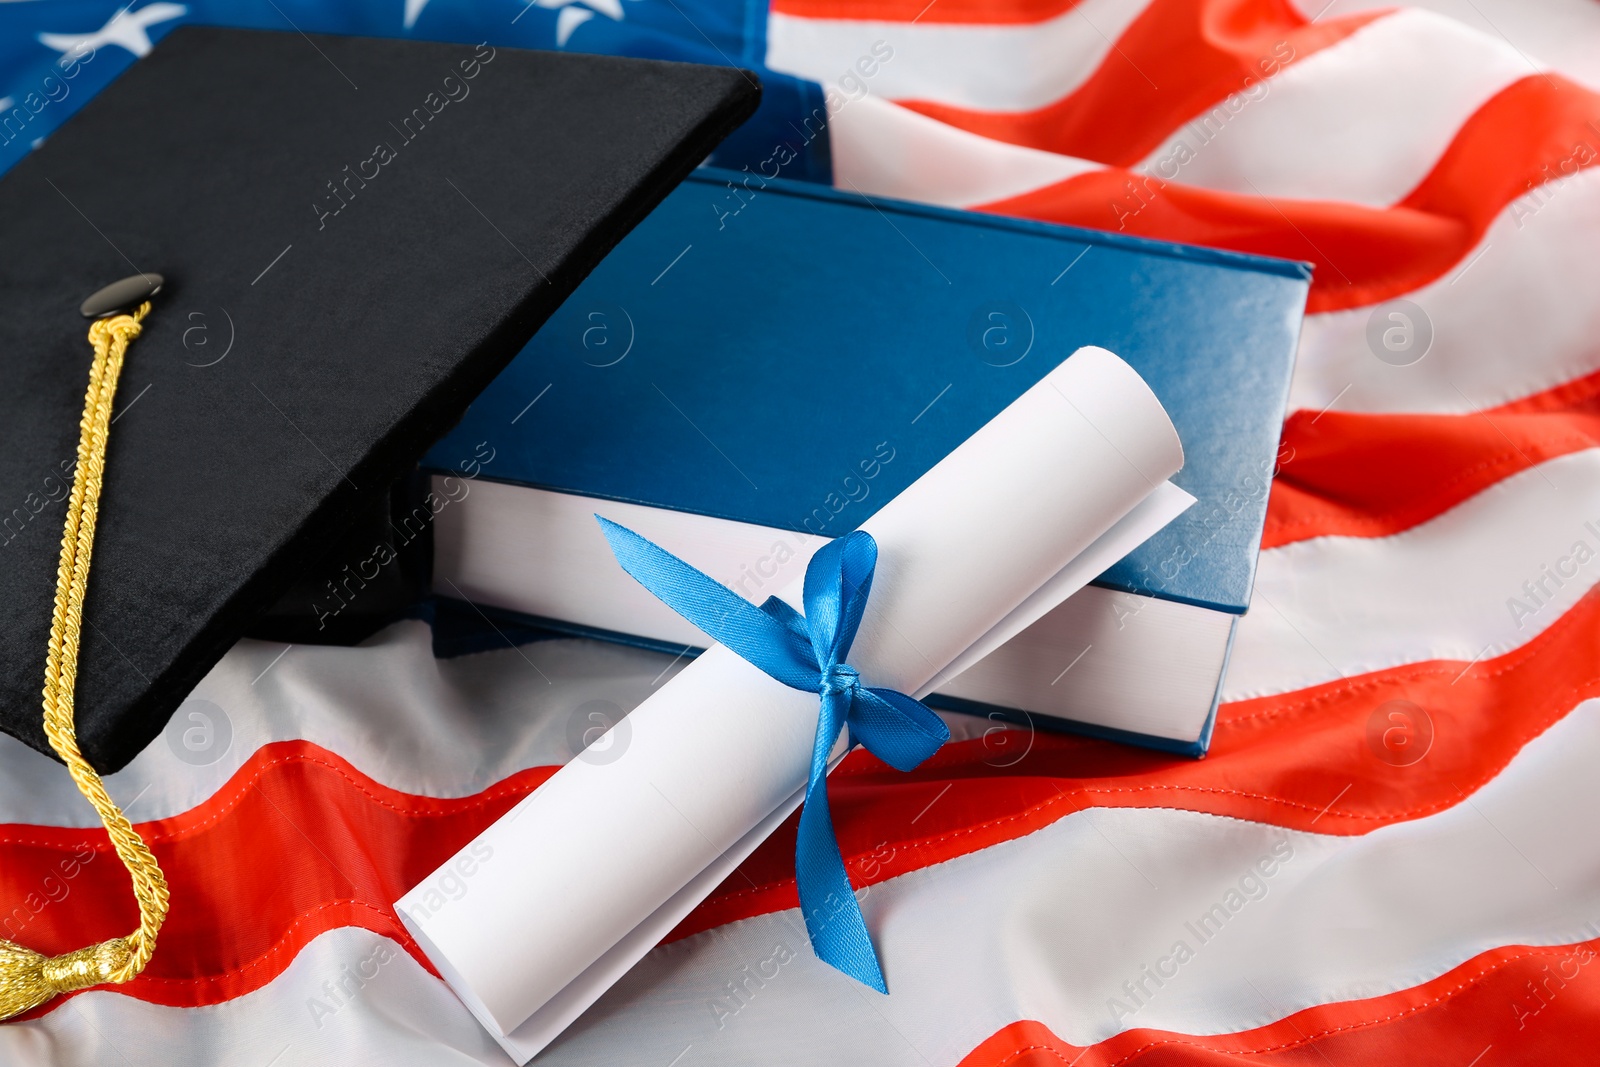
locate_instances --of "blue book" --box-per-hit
[424,169,1309,757]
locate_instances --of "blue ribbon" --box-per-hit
[597,517,950,992]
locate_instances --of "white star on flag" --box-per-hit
[409,0,632,44]
[516,0,631,47]
[37,2,188,61]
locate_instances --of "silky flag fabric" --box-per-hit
[3,1,1600,1065]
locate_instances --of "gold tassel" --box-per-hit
[0,302,170,1020]
[0,938,134,1019]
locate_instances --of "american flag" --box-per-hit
[2,0,1598,1063]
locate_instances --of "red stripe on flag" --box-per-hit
[769,0,1088,26]
[1265,371,1600,548]
[6,583,1598,1009]
[0,744,551,1012]
[976,75,1600,312]
[957,937,1600,1066]
[895,0,1380,165]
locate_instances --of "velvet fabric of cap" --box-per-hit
[0,26,759,771]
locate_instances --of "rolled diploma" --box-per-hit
[397,346,1184,1053]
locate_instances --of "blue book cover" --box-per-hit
[428,168,1312,758]
[424,169,1309,754]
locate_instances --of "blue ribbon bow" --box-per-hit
[597,517,950,992]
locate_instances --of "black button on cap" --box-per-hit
[80,273,163,319]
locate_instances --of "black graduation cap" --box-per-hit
[0,26,760,774]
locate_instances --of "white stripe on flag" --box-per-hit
[828,94,1101,208]
[1,927,506,1067]
[766,0,1152,113]
[1228,447,1600,701]
[1296,0,1600,93]
[1133,10,1536,207]
[0,623,684,827]
[1289,167,1600,416]
[0,622,997,829]
[13,697,1598,1066]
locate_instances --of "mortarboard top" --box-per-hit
[0,26,760,773]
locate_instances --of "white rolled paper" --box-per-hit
[397,346,1188,1062]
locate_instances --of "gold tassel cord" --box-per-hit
[0,302,169,1020]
